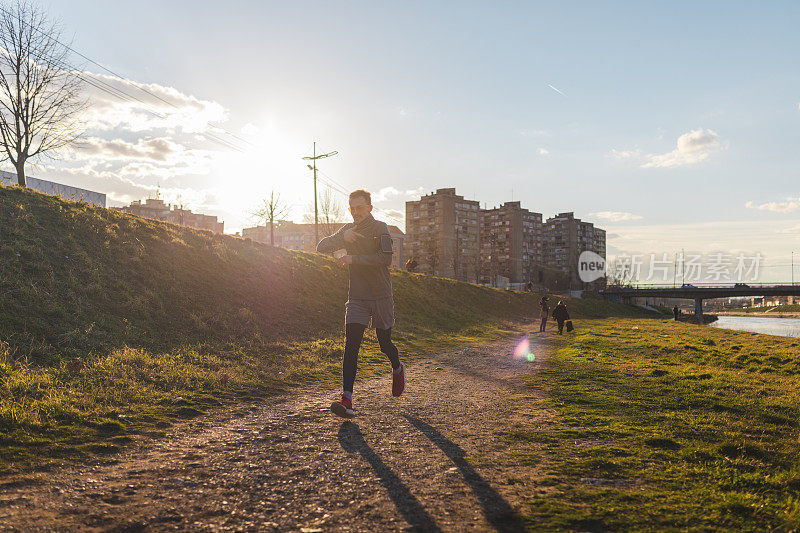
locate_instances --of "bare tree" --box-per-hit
[605,257,629,287]
[0,1,86,187]
[421,234,438,275]
[318,187,344,237]
[303,187,345,238]
[253,190,289,246]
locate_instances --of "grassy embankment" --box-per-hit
[503,319,800,530]
[0,185,649,473]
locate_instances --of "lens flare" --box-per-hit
[513,335,535,362]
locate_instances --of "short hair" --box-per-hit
[349,189,371,205]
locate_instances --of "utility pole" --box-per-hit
[792,251,795,286]
[681,248,685,286]
[673,252,677,288]
[302,142,338,243]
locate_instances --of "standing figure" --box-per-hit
[539,296,549,333]
[552,300,571,334]
[317,189,405,419]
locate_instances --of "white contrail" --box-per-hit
[548,84,567,97]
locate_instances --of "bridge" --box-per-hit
[600,283,800,317]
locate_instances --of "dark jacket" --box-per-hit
[552,304,570,322]
[540,301,549,318]
[316,215,393,300]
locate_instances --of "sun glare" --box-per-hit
[212,124,311,229]
[513,335,535,362]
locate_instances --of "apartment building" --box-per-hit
[405,188,480,281]
[544,212,606,290]
[117,197,224,234]
[242,221,406,269]
[479,201,543,284]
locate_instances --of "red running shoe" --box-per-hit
[331,393,355,419]
[392,362,405,397]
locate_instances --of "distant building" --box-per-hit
[479,201,543,284]
[0,170,106,207]
[116,197,224,234]
[543,212,606,291]
[405,188,480,281]
[387,226,406,270]
[242,220,406,269]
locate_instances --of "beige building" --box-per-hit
[242,221,406,269]
[479,201,543,284]
[116,197,224,234]
[405,188,480,281]
[544,212,606,290]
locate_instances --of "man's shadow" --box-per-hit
[337,421,441,532]
[403,415,525,532]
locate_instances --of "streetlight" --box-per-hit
[302,142,338,243]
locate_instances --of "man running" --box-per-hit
[317,189,405,418]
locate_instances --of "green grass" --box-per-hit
[0,185,652,473]
[511,319,800,531]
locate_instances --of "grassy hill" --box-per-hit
[0,185,650,472]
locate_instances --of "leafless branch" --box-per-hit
[0,0,87,186]
[252,190,289,246]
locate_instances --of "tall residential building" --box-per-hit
[543,212,606,290]
[405,188,480,281]
[242,221,406,269]
[479,201,543,284]
[117,197,224,234]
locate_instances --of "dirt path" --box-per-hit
[0,327,556,532]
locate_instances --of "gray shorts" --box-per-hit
[345,297,395,330]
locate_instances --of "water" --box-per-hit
[710,316,800,339]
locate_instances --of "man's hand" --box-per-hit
[343,229,364,243]
[338,255,354,267]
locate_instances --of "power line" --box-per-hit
[311,172,405,226]
[0,3,252,153]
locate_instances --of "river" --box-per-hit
[710,315,800,339]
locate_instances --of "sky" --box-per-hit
[18,1,800,282]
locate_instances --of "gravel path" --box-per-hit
[0,327,555,532]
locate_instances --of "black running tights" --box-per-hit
[343,323,400,393]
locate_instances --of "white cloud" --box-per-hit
[642,128,722,168]
[73,137,182,161]
[746,198,800,213]
[611,129,724,168]
[81,72,228,133]
[372,186,400,202]
[241,123,259,135]
[538,147,549,155]
[778,224,800,234]
[609,148,643,160]
[590,211,643,222]
[379,209,405,225]
[372,186,426,203]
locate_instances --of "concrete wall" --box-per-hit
[0,171,106,207]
